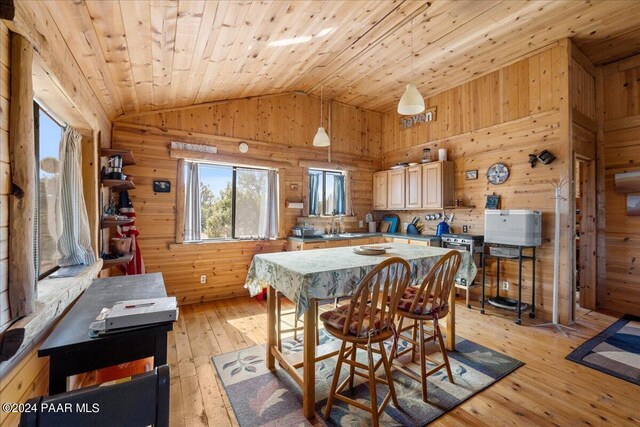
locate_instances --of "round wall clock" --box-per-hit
[487,163,510,185]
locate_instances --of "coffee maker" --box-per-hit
[108,155,123,180]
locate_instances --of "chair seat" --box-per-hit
[396,287,433,315]
[320,304,388,337]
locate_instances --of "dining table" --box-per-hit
[245,242,477,419]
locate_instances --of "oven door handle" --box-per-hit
[444,243,470,251]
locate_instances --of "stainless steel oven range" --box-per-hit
[440,233,484,308]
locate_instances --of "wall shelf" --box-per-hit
[101,218,134,228]
[444,205,476,210]
[100,148,136,166]
[101,253,133,269]
[102,179,135,192]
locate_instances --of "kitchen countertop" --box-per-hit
[287,232,441,243]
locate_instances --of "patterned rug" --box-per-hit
[566,314,640,385]
[211,330,523,426]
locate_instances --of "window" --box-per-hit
[34,101,65,278]
[308,169,346,216]
[185,162,278,241]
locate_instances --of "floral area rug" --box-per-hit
[566,314,640,385]
[211,329,523,426]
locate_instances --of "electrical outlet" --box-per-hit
[502,281,509,291]
[462,225,468,233]
[200,275,207,284]
[359,220,364,228]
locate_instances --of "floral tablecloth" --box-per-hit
[245,243,477,318]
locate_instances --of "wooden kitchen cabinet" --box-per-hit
[349,237,371,246]
[327,240,350,248]
[373,171,389,210]
[422,161,454,209]
[405,165,422,209]
[387,169,406,209]
[373,171,388,210]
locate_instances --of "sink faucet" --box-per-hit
[331,215,343,234]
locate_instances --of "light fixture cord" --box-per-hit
[320,85,323,126]
[410,19,414,80]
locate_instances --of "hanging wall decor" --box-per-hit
[153,180,171,193]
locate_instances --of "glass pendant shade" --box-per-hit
[397,83,425,115]
[313,126,330,147]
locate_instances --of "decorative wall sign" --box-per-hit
[465,170,478,180]
[153,180,171,193]
[400,107,437,129]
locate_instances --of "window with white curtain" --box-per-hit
[308,169,346,216]
[183,162,279,241]
[34,101,64,278]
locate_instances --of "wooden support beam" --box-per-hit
[8,32,35,318]
[0,0,14,20]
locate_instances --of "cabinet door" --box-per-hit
[405,165,422,209]
[393,238,410,244]
[422,162,442,209]
[349,237,371,246]
[387,169,406,209]
[288,240,303,251]
[369,236,385,244]
[302,241,327,250]
[373,171,388,210]
[327,239,350,248]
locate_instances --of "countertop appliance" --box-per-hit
[440,233,484,308]
[484,209,541,246]
[291,226,323,237]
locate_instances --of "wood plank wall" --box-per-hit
[0,22,10,334]
[598,55,640,316]
[113,94,382,304]
[380,43,574,323]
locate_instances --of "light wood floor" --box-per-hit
[166,297,639,427]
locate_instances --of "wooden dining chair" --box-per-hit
[320,257,411,426]
[389,250,461,403]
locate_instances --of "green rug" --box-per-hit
[212,330,523,426]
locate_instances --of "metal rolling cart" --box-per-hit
[481,243,536,325]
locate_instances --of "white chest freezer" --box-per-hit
[484,210,542,246]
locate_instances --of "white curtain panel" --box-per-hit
[56,127,96,266]
[261,169,279,239]
[184,162,202,241]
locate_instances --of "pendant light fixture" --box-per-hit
[313,85,330,147]
[398,18,425,115]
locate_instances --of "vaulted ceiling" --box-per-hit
[41,0,640,119]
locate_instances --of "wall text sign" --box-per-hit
[400,107,437,129]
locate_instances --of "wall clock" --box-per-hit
[487,163,509,185]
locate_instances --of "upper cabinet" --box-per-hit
[373,171,388,210]
[405,165,422,209]
[387,169,406,209]
[372,161,454,211]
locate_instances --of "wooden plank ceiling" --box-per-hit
[42,0,640,119]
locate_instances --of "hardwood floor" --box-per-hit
[166,297,639,426]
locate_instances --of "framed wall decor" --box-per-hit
[153,180,171,193]
[465,170,478,180]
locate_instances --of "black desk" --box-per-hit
[39,273,173,395]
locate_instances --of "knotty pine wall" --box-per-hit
[597,54,640,316]
[381,42,575,323]
[113,93,382,304]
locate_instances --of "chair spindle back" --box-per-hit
[409,251,462,317]
[344,257,411,337]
